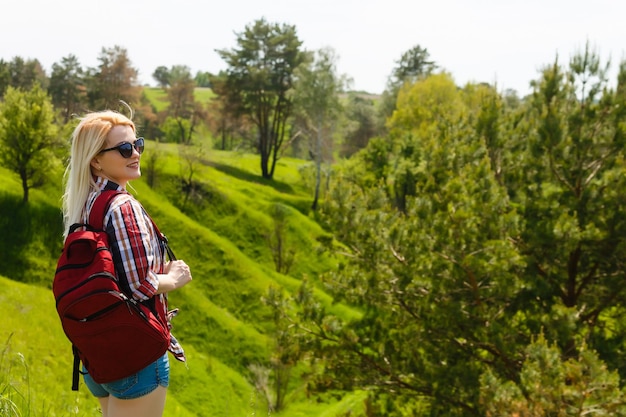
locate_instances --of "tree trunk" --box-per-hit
[20,171,29,203]
[259,129,272,179]
[312,121,323,211]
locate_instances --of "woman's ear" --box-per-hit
[90,157,101,172]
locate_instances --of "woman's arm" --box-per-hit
[155,260,192,294]
[106,196,161,301]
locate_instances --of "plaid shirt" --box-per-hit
[83,176,186,362]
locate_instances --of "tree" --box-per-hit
[295,74,520,415]
[152,65,170,88]
[85,46,156,136]
[216,18,307,179]
[0,57,48,98]
[164,66,194,133]
[293,47,626,416]
[291,47,346,210]
[178,143,205,210]
[339,93,379,158]
[0,85,60,203]
[48,54,86,123]
[265,203,296,274]
[206,71,255,151]
[511,44,626,371]
[0,59,9,97]
[378,45,437,131]
[86,45,142,109]
[162,65,206,145]
[389,45,437,89]
[142,140,162,188]
[388,72,466,212]
[260,285,305,412]
[480,334,626,416]
[194,71,213,88]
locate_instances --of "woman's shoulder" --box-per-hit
[107,192,142,215]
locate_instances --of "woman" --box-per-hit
[62,108,192,417]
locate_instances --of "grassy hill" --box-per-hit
[143,87,215,113]
[0,144,365,416]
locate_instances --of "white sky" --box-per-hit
[1,0,624,96]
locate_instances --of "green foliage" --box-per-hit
[161,116,190,143]
[49,54,86,123]
[388,45,437,91]
[291,47,347,210]
[194,72,213,88]
[338,94,379,158]
[216,17,308,179]
[511,45,626,369]
[294,49,626,416]
[377,45,437,135]
[0,336,26,417]
[152,65,171,88]
[0,84,62,203]
[0,57,48,97]
[480,334,626,416]
[86,45,141,110]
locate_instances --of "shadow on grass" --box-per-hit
[205,161,296,195]
[0,192,63,284]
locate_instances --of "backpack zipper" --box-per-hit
[55,247,112,273]
[55,272,117,307]
[64,289,152,323]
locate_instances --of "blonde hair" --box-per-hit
[62,108,136,237]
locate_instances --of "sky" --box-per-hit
[1,0,624,96]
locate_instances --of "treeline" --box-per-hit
[0,46,210,147]
[3,15,626,416]
[0,17,434,207]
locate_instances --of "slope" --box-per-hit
[0,145,363,416]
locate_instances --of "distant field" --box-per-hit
[194,87,215,103]
[143,87,215,112]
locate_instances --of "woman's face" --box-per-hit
[91,125,142,187]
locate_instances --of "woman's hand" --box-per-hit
[157,260,192,294]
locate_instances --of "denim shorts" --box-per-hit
[82,353,169,399]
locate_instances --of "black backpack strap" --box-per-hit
[72,345,80,391]
[145,213,177,261]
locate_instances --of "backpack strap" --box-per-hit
[89,189,122,230]
[90,189,176,260]
[72,345,81,391]
[71,190,122,391]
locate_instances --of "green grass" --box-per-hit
[0,275,101,416]
[143,87,169,112]
[142,87,215,114]
[0,167,64,286]
[0,141,365,416]
[193,87,215,104]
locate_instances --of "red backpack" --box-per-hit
[53,190,173,390]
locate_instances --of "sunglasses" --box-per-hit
[99,137,145,158]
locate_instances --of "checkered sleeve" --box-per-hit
[105,195,161,301]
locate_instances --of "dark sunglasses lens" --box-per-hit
[118,143,134,158]
[135,138,144,154]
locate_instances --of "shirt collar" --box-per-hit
[94,175,125,192]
